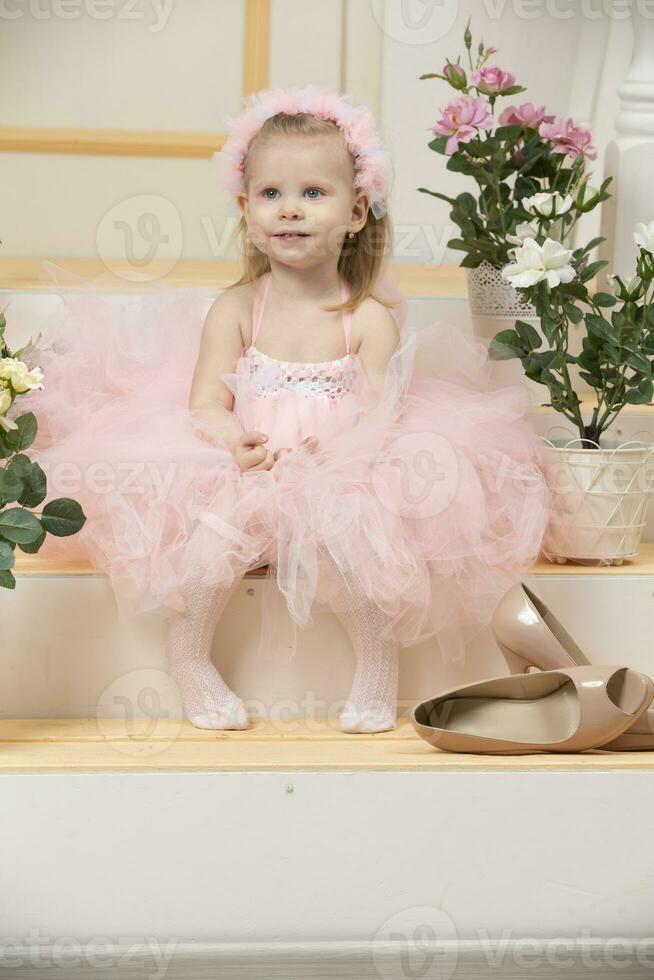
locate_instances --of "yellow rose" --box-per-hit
[0,358,44,394]
[0,388,17,432]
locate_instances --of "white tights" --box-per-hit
[167,554,400,734]
[166,570,248,729]
[321,547,400,733]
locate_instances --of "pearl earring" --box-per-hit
[348,231,355,238]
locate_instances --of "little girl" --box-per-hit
[24,85,551,734]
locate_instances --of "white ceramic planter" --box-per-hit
[466,258,539,320]
[465,259,547,403]
[540,437,654,565]
[465,259,591,404]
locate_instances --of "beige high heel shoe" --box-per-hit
[411,665,654,755]
[491,582,654,750]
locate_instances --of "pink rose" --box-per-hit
[499,102,555,129]
[470,66,516,95]
[539,116,597,161]
[431,96,493,154]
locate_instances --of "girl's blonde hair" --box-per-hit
[225,112,398,316]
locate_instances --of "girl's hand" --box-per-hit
[273,436,319,462]
[234,430,275,473]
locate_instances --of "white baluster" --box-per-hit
[600,7,654,279]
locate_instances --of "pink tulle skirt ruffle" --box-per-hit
[19,264,551,664]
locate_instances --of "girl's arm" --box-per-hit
[188,289,247,453]
[356,302,400,413]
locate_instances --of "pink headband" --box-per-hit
[214,84,393,220]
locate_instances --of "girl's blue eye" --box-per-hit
[261,188,323,199]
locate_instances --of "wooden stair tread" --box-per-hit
[0,719,651,772]
[0,259,468,296]
[528,400,654,414]
[530,543,654,574]
[13,544,654,577]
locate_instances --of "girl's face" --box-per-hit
[237,132,368,267]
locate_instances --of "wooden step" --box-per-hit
[0,718,651,773]
[1,259,468,295]
[12,543,654,578]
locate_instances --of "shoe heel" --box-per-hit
[497,641,532,675]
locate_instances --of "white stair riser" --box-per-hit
[0,770,652,944]
[3,573,653,719]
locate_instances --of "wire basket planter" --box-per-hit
[540,436,654,565]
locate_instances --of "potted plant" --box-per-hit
[490,219,654,565]
[0,304,86,589]
[418,18,599,396]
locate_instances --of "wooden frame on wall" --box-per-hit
[0,0,270,159]
[0,0,453,296]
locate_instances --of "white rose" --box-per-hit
[634,220,654,255]
[506,221,539,246]
[0,358,44,394]
[0,388,17,432]
[523,191,573,219]
[501,237,576,288]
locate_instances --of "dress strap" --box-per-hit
[251,272,272,346]
[340,277,352,354]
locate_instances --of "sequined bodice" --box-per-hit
[239,273,358,402]
[243,346,359,400]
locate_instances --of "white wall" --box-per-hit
[379,0,633,264]
[0,0,636,263]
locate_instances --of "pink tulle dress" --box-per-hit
[23,264,552,664]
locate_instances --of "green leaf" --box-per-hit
[0,468,24,507]
[579,259,609,283]
[3,412,38,453]
[515,319,542,351]
[497,84,527,97]
[0,540,15,571]
[0,569,16,590]
[592,292,618,308]
[40,498,86,537]
[513,176,539,201]
[0,430,14,460]
[623,347,652,376]
[638,377,654,399]
[6,454,47,509]
[494,124,523,141]
[585,314,615,344]
[624,379,654,403]
[460,253,485,268]
[577,349,600,372]
[579,370,602,388]
[488,330,524,361]
[455,192,478,215]
[446,239,470,251]
[572,236,606,259]
[516,147,549,176]
[17,524,46,554]
[559,281,588,301]
[564,303,584,324]
[427,136,449,154]
[624,390,650,404]
[0,507,44,544]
